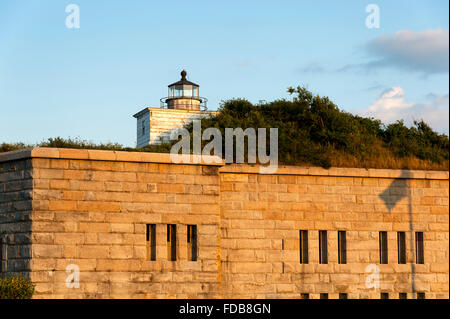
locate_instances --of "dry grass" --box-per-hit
[326,149,449,171]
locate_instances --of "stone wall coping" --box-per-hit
[0,148,448,179]
[0,148,224,166]
[219,164,449,180]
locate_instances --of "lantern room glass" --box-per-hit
[168,84,198,98]
[183,85,193,97]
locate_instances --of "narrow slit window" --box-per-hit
[319,231,328,264]
[187,225,197,261]
[379,231,388,264]
[397,232,406,264]
[415,232,424,264]
[0,238,3,273]
[417,292,425,299]
[381,293,389,299]
[167,224,177,261]
[142,120,145,136]
[146,224,156,261]
[320,293,328,299]
[301,293,309,299]
[299,230,308,264]
[339,293,348,299]
[399,293,407,299]
[338,231,347,264]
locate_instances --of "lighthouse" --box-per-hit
[162,70,207,110]
[133,70,217,147]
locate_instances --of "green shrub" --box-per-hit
[1,86,448,170]
[0,136,172,155]
[180,86,448,169]
[0,275,35,299]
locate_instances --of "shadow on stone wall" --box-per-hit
[0,159,33,279]
[379,170,416,295]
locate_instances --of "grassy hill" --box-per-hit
[1,86,448,170]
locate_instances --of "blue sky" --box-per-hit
[0,0,448,146]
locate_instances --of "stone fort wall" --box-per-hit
[219,165,449,299]
[0,148,448,299]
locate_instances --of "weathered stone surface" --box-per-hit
[0,149,448,299]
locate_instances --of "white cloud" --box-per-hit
[236,60,250,67]
[340,29,449,75]
[361,87,449,133]
[297,62,325,74]
[367,28,448,74]
[367,87,413,113]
